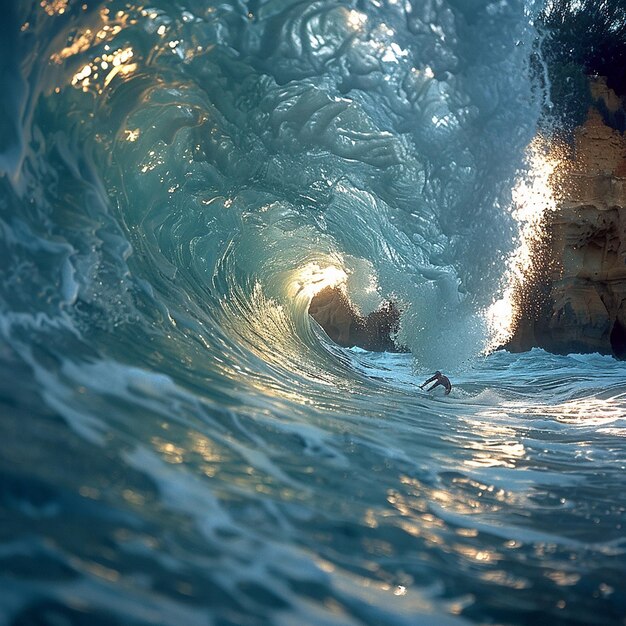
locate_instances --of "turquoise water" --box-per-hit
[1,1,625,624]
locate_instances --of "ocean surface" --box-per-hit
[1,1,625,625]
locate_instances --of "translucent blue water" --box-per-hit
[1,1,625,624]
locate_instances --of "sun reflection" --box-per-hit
[289,262,348,300]
[124,128,140,142]
[346,9,368,31]
[480,569,530,589]
[485,137,565,351]
[102,48,136,88]
[454,544,500,563]
[521,395,626,425]
[40,0,69,16]
[464,437,526,469]
[192,434,224,464]
[545,570,581,586]
[51,7,138,93]
[151,437,185,464]
[50,31,93,63]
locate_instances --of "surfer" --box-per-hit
[420,371,452,395]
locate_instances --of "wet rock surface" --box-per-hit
[507,78,626,357]
[308,286,406,352]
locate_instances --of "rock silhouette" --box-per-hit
[308,286,406,352]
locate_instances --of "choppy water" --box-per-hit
[1,1,625,625]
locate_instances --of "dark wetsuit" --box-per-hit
[420,371,452,395]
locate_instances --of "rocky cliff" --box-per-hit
[310,81,626,357]
[308,286,406,352]
[506,78,626,357]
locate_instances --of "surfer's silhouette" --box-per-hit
[420,371,452,395]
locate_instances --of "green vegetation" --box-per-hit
[535,0,626,131]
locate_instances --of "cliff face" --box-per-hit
[507,78,626,357]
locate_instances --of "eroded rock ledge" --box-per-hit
[308,286,406,352]
[506,78,626,358]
